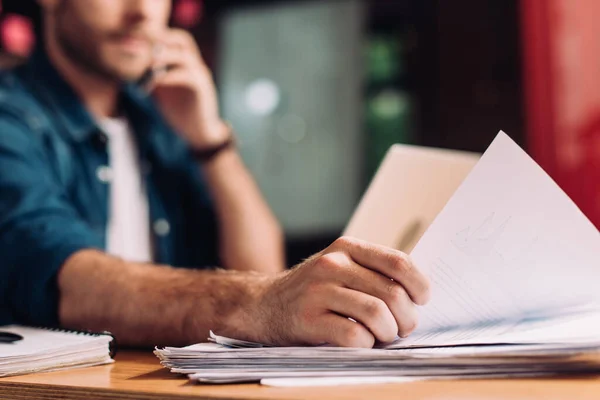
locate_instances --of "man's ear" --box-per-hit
[37,0,61,11]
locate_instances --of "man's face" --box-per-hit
[46,0,171,82]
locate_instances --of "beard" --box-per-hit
[52,3,151,83]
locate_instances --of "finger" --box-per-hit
[151,69,191,88]
[325,286,398,343]
[329,237,431,305]
[152,45,212,86]
[306,312,375,348]
[141,66,174,92]
[159,29,200,56]
[339,260,419,338]
[152,46,194,70]
[161,28,195,46]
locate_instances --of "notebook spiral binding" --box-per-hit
[35,326,118,359]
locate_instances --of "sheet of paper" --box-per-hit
[384,307,600,348]
[186,359,599,384]
[408,132,600,337]
[260,376,422,387]
[259,373,561,387]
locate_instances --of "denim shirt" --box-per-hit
[0,50,219,326]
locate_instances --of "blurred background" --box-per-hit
[0,0,597,266]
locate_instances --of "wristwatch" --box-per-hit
[191,123,237,163]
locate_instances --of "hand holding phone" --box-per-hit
[142,30,229,149]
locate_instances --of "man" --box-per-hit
[0,0,430,348]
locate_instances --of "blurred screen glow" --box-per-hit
[220,0,364,237]
[244,79,281,116]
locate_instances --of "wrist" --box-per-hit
[227,273,277,343]
[190,122,237,164]
[186,270,277,344]
[188,121,232,150]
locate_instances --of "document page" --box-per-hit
[409,132,600,337]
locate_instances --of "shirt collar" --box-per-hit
[24,48,156,143]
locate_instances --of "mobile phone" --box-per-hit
[137,65,170,93]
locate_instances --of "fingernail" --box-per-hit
[400,327,415,339]
[400,308,418,338]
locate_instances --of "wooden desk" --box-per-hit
[1,351,600,400]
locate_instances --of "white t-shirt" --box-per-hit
[99,117,153,263]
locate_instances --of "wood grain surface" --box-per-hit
[1,351,600,400]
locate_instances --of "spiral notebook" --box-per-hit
[0,325,116,377]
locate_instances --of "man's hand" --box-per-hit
[148,28,227,148]
[58,238,428,348]
[145,28,285,274]
[247,237,431,348]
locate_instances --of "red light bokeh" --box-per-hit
[1,14,35,57]
[173,0,204,28]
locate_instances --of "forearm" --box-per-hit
[150,31,284,273]
[57,249,272,347]
[201,149,285,274]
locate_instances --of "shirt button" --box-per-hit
[97,132,109,144]
[153,219,171,237]
[96,166,113,183]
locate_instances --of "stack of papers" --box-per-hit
[155,132,600,384]
[155,331,600,384]
[0,326,114,377]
